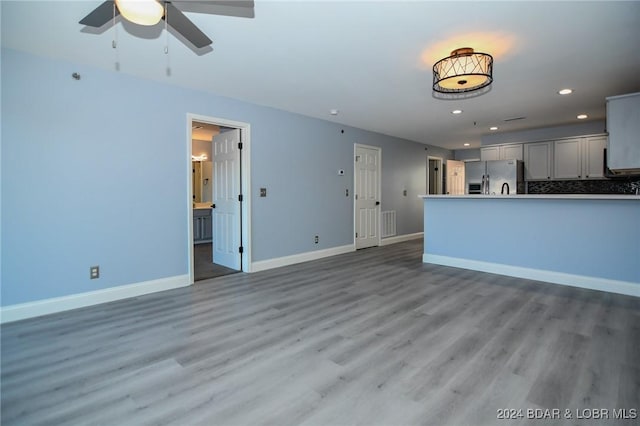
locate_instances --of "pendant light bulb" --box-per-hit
[115,0,164,26]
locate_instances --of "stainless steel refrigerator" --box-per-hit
[464,159,524,195]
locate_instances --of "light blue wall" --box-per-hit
[454,148,481,162]
[1,48,451,306]
[424,198,639,284]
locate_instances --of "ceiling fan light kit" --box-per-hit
[433,47,493,94]
[114,0,164,26]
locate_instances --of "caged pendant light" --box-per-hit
[433,47,493,94]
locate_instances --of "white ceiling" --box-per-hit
[2,1,640,151]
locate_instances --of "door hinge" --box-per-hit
[238,194,243,202]
[239,246,244,254]
[238,142,243,150]
[355,232,358,238]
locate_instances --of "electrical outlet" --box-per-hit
[90,265,100,279]
[314,235,319,244]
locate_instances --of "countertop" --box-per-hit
[193,202,213,210]
[419,194,640,201]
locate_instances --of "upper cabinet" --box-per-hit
[583,136,607,179]
[481,143,523,162]
[554,136,607,180]
[480,146,499,161]
[606,92,640,173]
[501,144,524,161]
[480,135,606,181]
[480,135,607,180]
[554,138,582,179]
[525,142,553,180]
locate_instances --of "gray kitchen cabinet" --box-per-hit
[524,141,553,180]
[554,138,582,179]
[193,208,213,243]
[480,146,500,161]
[500,144,524,161]
[554,136,607,180]
[606,92,640,172]
[481,144,523,162]
[583,136,607,179]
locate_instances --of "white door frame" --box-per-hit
[427,155,443,195]
[187,113,252,284]
[353,143,382,248]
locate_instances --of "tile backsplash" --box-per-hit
[527,178,640,195]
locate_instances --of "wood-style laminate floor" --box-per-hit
[2,240,639,426]
[194,243,239,281]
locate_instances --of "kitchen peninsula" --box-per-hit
[420,194,640,297]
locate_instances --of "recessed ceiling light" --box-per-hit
[329,109,339,116]
[463,143,470,147]
[489,126,498,131]
[577,114,588,120]
[451,109,463,114]
[558,88,573,95]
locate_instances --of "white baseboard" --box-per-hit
[251,244,355,273]
[0,275,190,324]
[423,254,640,298]
[380,232,424,246]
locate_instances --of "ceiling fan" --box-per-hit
[79,0,255,49]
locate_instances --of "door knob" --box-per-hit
[375,201,380,205]
[211,204,216,208]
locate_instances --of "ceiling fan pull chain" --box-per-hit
[164,2,171,76]
[112,2,120,71]
[164,2,169,54]
[112,2,118,49]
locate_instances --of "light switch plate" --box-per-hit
[260,188,267,197]
[90,265,100,279]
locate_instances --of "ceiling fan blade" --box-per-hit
[79,1,118,27]
[172,0,255,19]
[164,2,213,48]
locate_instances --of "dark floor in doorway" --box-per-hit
[194,243,239,281]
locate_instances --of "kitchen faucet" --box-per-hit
[501,182,510,195]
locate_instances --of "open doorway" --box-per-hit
[188,114,252,283]
[427,156,443,194]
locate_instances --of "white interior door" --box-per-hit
[212,129,241,270]
[355,144,381,249]
[446,159,465,195]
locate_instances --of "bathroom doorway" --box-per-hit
[188,114,252,283]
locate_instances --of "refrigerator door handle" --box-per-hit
[481,174,486,195]
[485,174,490,194]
